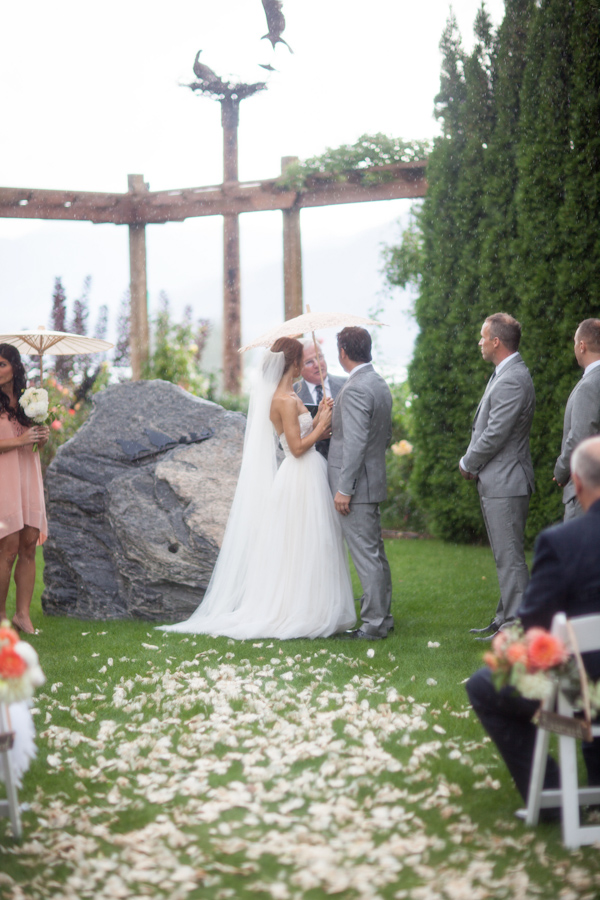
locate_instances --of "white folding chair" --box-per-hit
[0,703,22,840]
[526,612,600,848]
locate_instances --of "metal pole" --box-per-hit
[221,98,242,395]
[127,175,149,381]
[281,156,303,321]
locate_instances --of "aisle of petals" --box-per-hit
[1,642,598,900]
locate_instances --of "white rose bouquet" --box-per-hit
[18,387,50,451]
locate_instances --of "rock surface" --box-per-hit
[42,380,246,621]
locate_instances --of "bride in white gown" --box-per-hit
[158,337,356,639]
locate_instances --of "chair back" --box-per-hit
[551,612,600,655]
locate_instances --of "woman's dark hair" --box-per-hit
[271,337,304,374]
[0,343,32,425]
[336,326,372,363]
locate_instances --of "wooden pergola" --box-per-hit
[0,158,427,391]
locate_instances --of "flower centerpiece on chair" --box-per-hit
[483,624,582,703]
[0,621,45,704]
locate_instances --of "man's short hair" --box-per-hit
[576,319,600,353]
[300,337,316,351]
[336,327,372,363]
[572,436,600,490]
[485,313,522,353]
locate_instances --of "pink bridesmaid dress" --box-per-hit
[0,414,48,544]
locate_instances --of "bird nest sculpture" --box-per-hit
[188,51,266,102]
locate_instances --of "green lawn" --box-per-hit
[0,542,598,899]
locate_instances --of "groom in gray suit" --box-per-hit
[459,313,535,638]
[554,318,600,521]
[328,327,393,639]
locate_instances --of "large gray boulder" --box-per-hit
[42,380,246,620]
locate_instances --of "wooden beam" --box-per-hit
[281,157,303,321]
[0,161,427,225]
[128,175,150,381]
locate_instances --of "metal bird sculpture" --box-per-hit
[259,63,277,71]
[261,0,293,52]
[192,50,221,84]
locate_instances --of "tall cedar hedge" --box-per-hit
[388,0,600,543]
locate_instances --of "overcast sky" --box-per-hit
[0,0,506,376]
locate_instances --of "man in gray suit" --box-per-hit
[554,318,600,520]
[294,340,346,459]
[328,327,393,640]
[459,313,535,638]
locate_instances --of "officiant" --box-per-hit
[294,340,346,460]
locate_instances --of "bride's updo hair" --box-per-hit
[271,337,303,374]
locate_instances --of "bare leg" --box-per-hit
[12,526,39,634]
[0,533,20,621]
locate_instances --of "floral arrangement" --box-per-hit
[19,387,49,423]
[19,387,53,451]
[483,624,582,702]
[0,621,45,704]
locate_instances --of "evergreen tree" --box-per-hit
[50,277,70,381]
[113,290,131,369]
[70,276,92,377]
[480,0,535,312]
[408,9,498,540]
[513,0,574,538]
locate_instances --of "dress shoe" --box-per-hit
[337,628,386,641]
[469,620,499,635]
[473,629,501,642]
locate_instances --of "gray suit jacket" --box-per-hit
[294,374,346,406]
[554,365,600,503]
[327,364,393,503]
[463,353,535,498]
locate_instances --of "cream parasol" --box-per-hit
[239,306,386,396]
[0,326,113,385]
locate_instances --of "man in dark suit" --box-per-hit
[294,340,346,459]
[460,313,536,638]
[554,318,600,521]
[466,435,600,806]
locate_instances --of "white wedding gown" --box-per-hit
[159,410,356,640]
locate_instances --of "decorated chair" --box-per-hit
[526,612,600,848]
[0,703,22,839]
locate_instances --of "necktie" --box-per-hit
[315,384,323,403]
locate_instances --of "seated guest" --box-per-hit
[294,340,346,459]
[466,435,600,807]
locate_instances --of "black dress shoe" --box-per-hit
[473,629,501,642]
[337,628,386,641]
[469,620,500,635]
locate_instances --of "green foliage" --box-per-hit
[277,133,431,191]
[382,0,598,544]
[380,382,427,532]
[142,293,212,396]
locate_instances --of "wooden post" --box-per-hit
[281,156,303,321]
[127,174,149,381]
[221,98,242,395]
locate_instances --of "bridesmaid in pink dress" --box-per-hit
[0,344,49,634]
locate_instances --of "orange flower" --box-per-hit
[483,651,498,671]
[0,646,27,679]
[68,409,75,416]
[0,626,18,648]
[506,642,528,666]
[51,420,63,431]
[526,629,567,671]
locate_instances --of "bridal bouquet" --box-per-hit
[483,624,579,703]
[0,622,45,704]
[19,387,51,451]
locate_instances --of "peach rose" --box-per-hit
[0,646,27,679]
[483,652,498,671]
[491,631,509,655]
[506,642,528,666]
[526,630,567,671]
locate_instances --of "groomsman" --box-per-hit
[328,327,393,640]
[554,318,600,521]
[294,340,346,459]
[459,313,535,638]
